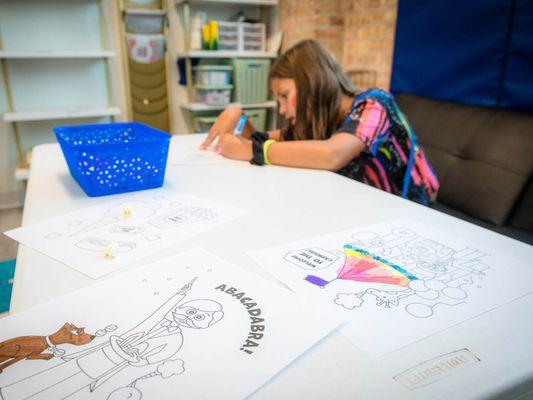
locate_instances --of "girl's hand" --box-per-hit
[200,107,243,150]
[218,134,252,161]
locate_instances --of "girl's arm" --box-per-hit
[200,107,280,148]
[219,132,365,171]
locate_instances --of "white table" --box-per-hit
[10,134,533,400]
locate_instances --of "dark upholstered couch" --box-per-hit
[396,94,533,245]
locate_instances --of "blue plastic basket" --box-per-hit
[54,122,171,197]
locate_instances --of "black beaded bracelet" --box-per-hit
[250,131,269,165]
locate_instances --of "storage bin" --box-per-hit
[193,65,233,85]
[216,21,239,50]
[194,84,232,106]
[241,23,266,52]
[232,59,270,103]
[125,12,165,34]
[54,122,171,197]
[126,34,165,63]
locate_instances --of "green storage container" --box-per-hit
[232,59,271,103]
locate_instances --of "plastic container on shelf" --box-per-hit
[215,21,239,50]
[193,65,233,85]
[241,23,266,51]
[190,11,206,50]
[54,122,171,197]
[126,33,165,63]
[203,21,265,51]
[194,84,233,106]
[232,59,271,103]
[125,12,165,34]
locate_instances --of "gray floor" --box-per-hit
[1,207,23,261]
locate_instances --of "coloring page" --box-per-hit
[248,219,533,357]
[5,190,249,279]
[0,247,340,400]
[169,136,240,166]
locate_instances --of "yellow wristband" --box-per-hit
[263,139,276,165]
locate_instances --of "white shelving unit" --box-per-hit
[169,0,279,133]
[4,107,122,123]
[0,0,126,183]
[0,51,116,59]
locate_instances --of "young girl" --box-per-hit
[200,39,439,205]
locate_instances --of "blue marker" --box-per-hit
[234,115,247,137]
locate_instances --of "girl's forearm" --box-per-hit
[266,135,364,171]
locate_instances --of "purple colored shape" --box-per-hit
[304,275,330,287]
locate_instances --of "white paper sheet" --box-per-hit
[170,138,238,166]
[5,190,249,279]
[248,219,533,357]
[0,247,340,400]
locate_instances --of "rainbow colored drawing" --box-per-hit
[304,244,417,288]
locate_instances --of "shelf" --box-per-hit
[178,50,278,58]
[176,0,278,6]
[181,100,276,111]
[3,107,121,122]
[124,9,166,16]
[0,51,115,59]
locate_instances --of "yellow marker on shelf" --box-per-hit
[202,23,210,50]
[209,20,218,50]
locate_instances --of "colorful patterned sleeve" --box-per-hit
[335,99,390,149]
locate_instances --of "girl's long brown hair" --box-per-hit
[269,39,356,141]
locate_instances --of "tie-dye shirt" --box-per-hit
[334,88,439,205]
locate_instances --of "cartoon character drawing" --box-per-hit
[107,359,186,400]
[0,323,95,374]
[0,277,224,400]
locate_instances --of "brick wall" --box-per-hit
[278,0,398,90]
[278,0,344,61]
